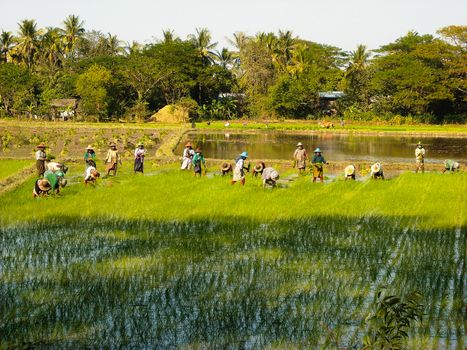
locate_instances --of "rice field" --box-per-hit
[0,163,465,349]
[0,160,32,180]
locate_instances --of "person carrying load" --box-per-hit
[231,151,249,186]
[311,148,327,183]
[415,141,425,173]
[192,148,206,176]
[35,143,47,177]
[84,145,97,168]
[293,142,308,174]
[262,167,280,188]
[442,160,460,173]
[181,142,195,170]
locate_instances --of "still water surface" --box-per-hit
[177,131,467,163]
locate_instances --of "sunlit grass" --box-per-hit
[0,159,31,180]
[0,164,465,348]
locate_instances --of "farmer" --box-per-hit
[262,167,280,188]
[344,165,356,180]
[134,143,146,174]
[181,142,194,170]
[293,142,308,173]
[44,169,66,194]
[84,165,100,185]
[311,148,327,183]
[370,162,384,179]
[84,145,97,168]
[35,143,47,177]
[252,161,265,177]
[32,178,51,197]
[415,141,425,173]
[105,143,121,176]
[442,160,460,173]
[192,148,206,176]
[220,162,232,176]
[231,151,249,186]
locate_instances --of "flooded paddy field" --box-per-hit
[0,167,465,349]
[177,130,467,164]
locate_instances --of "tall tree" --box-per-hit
[16,19,41,69]
[0,31,15,63]
[61,14,85,59]
[188,28,217,65]
[39,27,63,74]
[343,44,372,109]
[213,48,234,69]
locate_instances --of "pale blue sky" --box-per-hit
[1,0,465,51]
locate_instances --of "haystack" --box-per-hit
[149,105,188,123]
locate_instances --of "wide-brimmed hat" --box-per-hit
[91,169,100,178]
[344,165,355,176]
[240,151,248,158]
[221,162,231,171]
[314,148,321,153]
[86,145,94,150]
[254,162,265,172]
[417,141,422,145]
[270,170,279,180]
[371,162,381,173]
[297,142,303,147]
[185,142,192,147]
[37,143,46,149]
[37,179,51,191]
[195,148,202,153]
[137,142,144,147]
[109,142,117,147]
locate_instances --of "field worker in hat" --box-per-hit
[35,143,47,177]
[220,162,232,176]
[442,160,460,173]
[415,141,425,173]
[311,148,327,183]
[231,151,249,185]
[134,143,146,174]
[262,167,280,188]
[252,161,265,177]
[105,143,121,176]
[84,166,100,185]
[44,169,66,194]
[293,142,308,174]
[192,148,206,176]
[344,165,356,180]
[84,145,96,168]
[32,178,51,197]
[181,142,195,170]
[370,162,384,179]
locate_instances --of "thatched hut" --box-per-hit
[50,98,78,121]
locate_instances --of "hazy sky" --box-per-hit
[1,0,465,51]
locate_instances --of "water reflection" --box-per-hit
[177,131,467,163]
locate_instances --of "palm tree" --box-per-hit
[40,27,63,72]
[274,30,296,71]
[124,40,142,56]
[188,28,217,65]
[160,29,179,44]
[213,47,234,69]
[104,33,125,56]
[16,19,41,69]
[227,31,248,52]
[347,44,370,74]
[60,14,85,59]
[0,30,15,63]
[345,44,372,108]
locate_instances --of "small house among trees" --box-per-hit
[319,91,345,116]
[50,98,78,121]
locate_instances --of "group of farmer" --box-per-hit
[32,138,461,197]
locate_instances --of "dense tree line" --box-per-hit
[0,16,465,123]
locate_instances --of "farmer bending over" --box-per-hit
[262,167,280,188]
[443,160,460,173]
[311,148,327,183]
[44,170,67,194]
[33,179,51,197]
[231,151,249,186]
[84,166,100,185]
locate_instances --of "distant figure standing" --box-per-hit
[415,141,425,173]
[181,142,194,170]
[293,142,308,174]
[311,148,327,183]
[105,143,121,176]
[231,151,249,186]
[442,160,460,173]
[192,148,206,176]
[84,145,96,168]
[134,143,146,174]
[35,143,47,177]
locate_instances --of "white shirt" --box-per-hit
[235,158,244,170]
[35,150,46,160]
[415,148,425,160]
